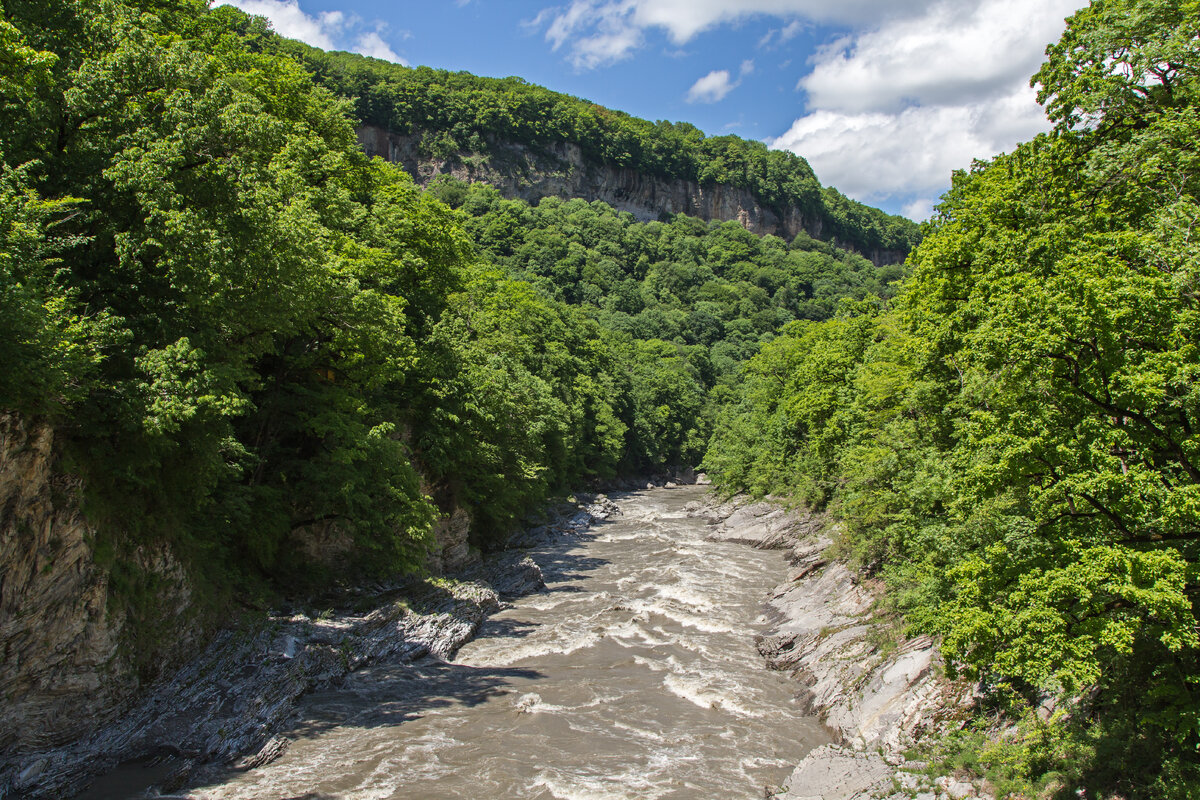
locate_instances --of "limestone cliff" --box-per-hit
[356,126,909,267]
[0,411,483,774]
[0,413,197,761]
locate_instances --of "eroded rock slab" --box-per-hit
[777,744,893,800]
[691,494,982,800]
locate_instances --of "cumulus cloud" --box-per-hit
[768,0,1088,218]
[354,31,404,63]
[216,0,409,64]
[798,0,1079,113]
[770,88,1047,202]
[534,0,1090,219]
[535,0,931,68]
[687,70,737,103]
[686,60,756,104]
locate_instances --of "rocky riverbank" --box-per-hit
[9,484,986,800]
[1,495,620,800]
[690,495,987,800]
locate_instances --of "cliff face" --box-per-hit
[0,412,479,769]
[0,413,197,760]
[356,126,908,267]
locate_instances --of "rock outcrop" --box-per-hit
[1,490,620,799]
[0,413,198,762]
[356,126,908,267]
[692,495,985,800]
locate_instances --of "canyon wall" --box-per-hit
[0,411,477,777]
[0,414,197,761]
[356,126,908,267]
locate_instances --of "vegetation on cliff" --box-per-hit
[0,0,901,598]
[270,40,920,259]
[704,1,1200,795]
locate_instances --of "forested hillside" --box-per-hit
[0,0,901,605]
[269,39,920,259]
[705,1,1200,796]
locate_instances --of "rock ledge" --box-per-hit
[691,494,984,800]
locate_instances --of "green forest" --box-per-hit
[706,1,1200,795]
[1,0,1197,797]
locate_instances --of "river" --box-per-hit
[182,485,829,799]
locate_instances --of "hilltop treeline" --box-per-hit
[0,0,901,605]
[266,39,920,258]
[705,1,1200,795]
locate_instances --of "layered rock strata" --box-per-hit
[692,495,985,800]
[356,126,908,268]
[0,414,198,762]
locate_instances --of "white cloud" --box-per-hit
[217,0,341,49]
[767,0,1088,219]
[535,0,932,68]
[533,0,1091,219]
[687,69,739,103]
[355,31,404,63]
[759,19,804,48]
[770,88,1047,201]
[799,0,1081,113]
[902,197,935,222]
[216,0,408,64]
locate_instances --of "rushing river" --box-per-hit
[187,486,829,799]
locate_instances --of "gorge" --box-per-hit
[2,1,1198,797]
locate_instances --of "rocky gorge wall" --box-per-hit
[1,489,618,799]
[694,495,988,800]
[356,126,908,268]
[0,411,492,793]
[0,413,197,762]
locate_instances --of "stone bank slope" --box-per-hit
[1,496,619,800]
[691,495,985,800]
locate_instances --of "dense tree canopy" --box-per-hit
[273,41,920,258]
[705,2,1200,795]
[0,0,903,597]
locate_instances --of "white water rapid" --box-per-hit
[185,485,830,799]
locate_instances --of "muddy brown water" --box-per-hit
[128,486,830,799]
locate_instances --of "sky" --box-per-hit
[215,0,1091,220]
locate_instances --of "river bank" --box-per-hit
[692,493,987,800]
[8,485,983,800]
[2,494,621,800]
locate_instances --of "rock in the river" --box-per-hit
[775,744,892,800]
[470,553,546,598]
[702,496,824,550]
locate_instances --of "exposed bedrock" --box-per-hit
[0,413,199,764]
[691,495,986,800]
[356,126,908,268]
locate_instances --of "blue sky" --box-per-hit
[218,0,1090,219]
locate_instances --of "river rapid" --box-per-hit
[186,486,829,799]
